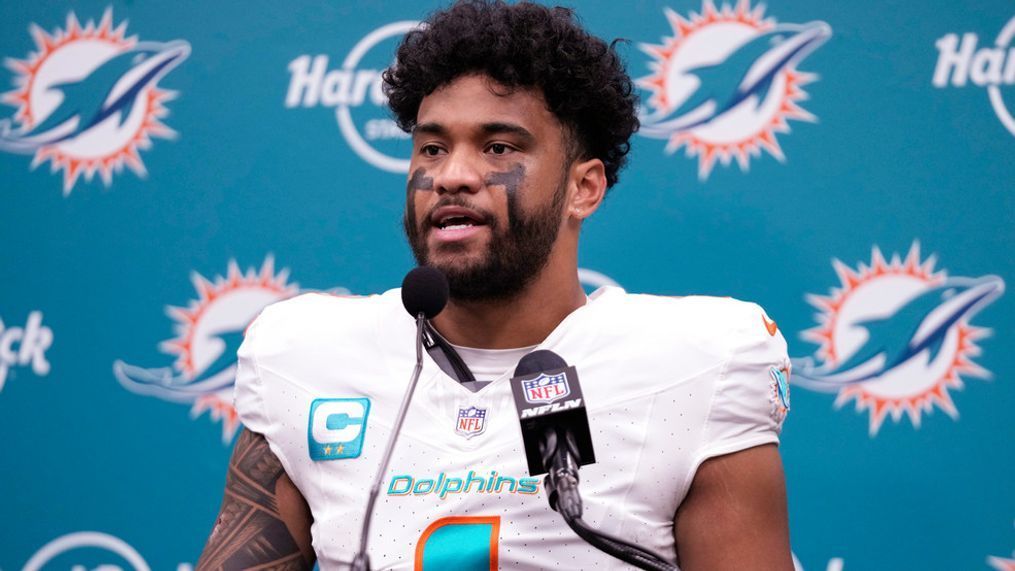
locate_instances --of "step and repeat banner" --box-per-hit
[2,0,1012,569]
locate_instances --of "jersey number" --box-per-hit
[414,516,500,571]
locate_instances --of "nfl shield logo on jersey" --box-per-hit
[522,372,571,405]
[456,406,487,439]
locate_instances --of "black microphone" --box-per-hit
[351,267,449,571]
[510,350,595,521]
[401,266,449,319]
[511,350,596,476]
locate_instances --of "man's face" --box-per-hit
[403,74,572,302]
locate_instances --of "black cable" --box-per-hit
[568,514,674,570]
[563,515,677,571]
[422,321,476,384]
[540,428,677,571]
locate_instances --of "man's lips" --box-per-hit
[426,205,490,243]
[429,205,487,229]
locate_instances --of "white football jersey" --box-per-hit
[234,286,790,570]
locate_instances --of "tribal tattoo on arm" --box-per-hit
[197,429,314,571]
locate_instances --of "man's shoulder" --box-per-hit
[613,290,761,316]
[266,289,395,316]
[597,288,777,345]
[251,289,403,341]
[240,288,414,376]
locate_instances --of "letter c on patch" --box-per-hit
[308,397,371,460]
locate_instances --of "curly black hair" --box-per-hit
[383,0,639,189]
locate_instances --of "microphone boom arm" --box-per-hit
[351,313,428,571]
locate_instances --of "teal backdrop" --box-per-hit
[2,1,1013,569]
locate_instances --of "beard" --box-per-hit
[404,185,566,303]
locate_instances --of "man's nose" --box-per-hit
[434,149,483,195]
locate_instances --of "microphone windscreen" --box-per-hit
[514,349,568,377]
[401,266,449,319]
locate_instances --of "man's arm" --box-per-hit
[674,443,793,571]
[197,429,315,571]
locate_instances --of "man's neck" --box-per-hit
[431,269,587,349]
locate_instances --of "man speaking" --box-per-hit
[197,1,793,569]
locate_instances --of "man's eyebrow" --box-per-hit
[412,121,536,144]
[413,122,447,136]
[481,122,535,143]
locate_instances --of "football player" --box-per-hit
[197,2,793,569]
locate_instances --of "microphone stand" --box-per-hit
[350,313,427,571]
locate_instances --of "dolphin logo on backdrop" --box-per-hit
[636,0,830,180]
[0,8,190,194]
[114,257,299,442]
[987,552,1015,571]
[793,242,1004,435]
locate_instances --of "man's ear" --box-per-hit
[567,158,607,221]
